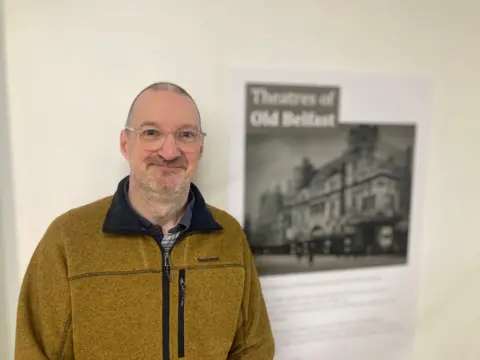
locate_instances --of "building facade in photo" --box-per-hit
[249,125,413,257]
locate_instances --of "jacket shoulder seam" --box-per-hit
[69,264,245,282]
[69,269,162,281]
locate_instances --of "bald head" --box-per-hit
[125,82,202,130]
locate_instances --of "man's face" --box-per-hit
[120,90,203,196]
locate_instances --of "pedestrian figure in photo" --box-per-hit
[295,241,303,262]
[308,241,315,267]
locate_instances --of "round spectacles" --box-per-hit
[125,126,206,152]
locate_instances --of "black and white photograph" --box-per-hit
[243,82,415,276]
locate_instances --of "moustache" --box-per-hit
[146,156,187,169]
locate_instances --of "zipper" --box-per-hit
[178,269,186,358]
[159,234,189,360]
[161,249,171,360]
[164,251,172,282]
[157,231,212,360]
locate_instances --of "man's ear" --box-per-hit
[120,130,129,160]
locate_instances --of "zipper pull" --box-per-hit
[180,276,186,306]
[165,252,172,282]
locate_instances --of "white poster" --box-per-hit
[227,68,430,360]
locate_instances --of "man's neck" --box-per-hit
[128,182,190,233]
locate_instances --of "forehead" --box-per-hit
[130,90,199,129]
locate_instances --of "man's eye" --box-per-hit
[178,131,195,139]
[142,129,160,136]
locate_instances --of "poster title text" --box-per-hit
[247,86,339,128]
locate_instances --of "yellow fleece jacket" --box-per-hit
[15,184,274,359]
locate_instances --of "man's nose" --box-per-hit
[157,133,181,160]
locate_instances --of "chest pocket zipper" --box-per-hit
[178,269,186,358]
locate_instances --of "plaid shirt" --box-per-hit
[159,228,182,254]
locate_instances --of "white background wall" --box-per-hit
[1,0,480,359]
[0,1,18,358]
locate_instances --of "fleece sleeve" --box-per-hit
[15,218,74,360]
[228,232,275,360]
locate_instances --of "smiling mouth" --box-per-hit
[151,164,184,171]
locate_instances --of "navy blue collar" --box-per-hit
[102,176,223,235]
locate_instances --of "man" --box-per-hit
[15,82,275,359]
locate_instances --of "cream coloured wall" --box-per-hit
[0,1,18,358]
[2,0,480,358]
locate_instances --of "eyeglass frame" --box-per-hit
[124,125,207,152]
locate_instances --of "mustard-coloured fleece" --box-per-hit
[14,196,275,359]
